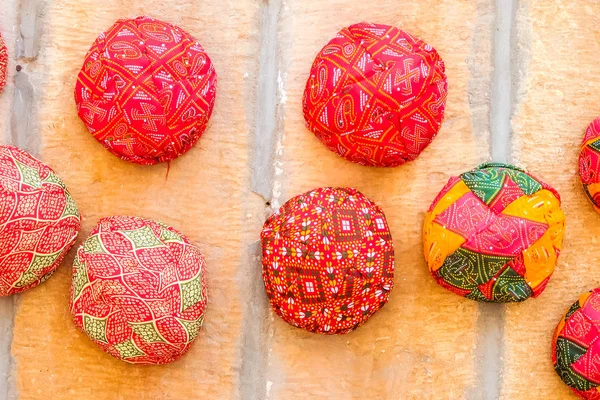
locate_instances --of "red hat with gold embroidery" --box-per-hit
[70,216,208,364]
[0,32,7,93]
[74,16,217,165]
[261,187,394,334]
[0,145,80,296]
[302,22,447,167]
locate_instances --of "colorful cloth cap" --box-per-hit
[70,216,208,364]
[0,145,80,296]
[423,163,565,302]
[579,117,600,212]
[302,22,447,167]
[261,187,394,334]
[0,32,7,93]
[75,16,217,165]
[553,289,600,399]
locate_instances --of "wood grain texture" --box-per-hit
[263,1,493,399]
[9,1,264,399]
[504,1,600,399]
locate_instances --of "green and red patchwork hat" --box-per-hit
[70,216,207,364]
[261,187,394,334]
[553,289,600,399]
[579,116,600,212]
[423,163,565,302]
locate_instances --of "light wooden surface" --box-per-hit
[0,0,594,399]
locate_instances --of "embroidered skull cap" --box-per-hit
[70,215,208,364]
[553,289,600,399]
[75,16,217,165]
[423,163,565,302]
[261,187,394,334]
[302,22,447,167]
[0,32,7,93]
[578,117,600,212]
[0,145,80,296]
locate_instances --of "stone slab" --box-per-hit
[263,1,493,398]
[504,1,600,399]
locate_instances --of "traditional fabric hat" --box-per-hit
[0,32,7,93]
[553,289,600,399]
[423,163,565,302]
[302,22,447,167]
[75,16,217,165]
[579,117,600,212]
[0,145,80,296]
[261,187,394,334]
[70,216,208,364]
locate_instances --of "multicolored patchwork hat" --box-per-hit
[553,289,600,399]
[0,32,7,93]
[261,187,394,334]
[423,163,565,302]
[75,16,217,165]
[70,216,208,364]
[302,22,447,167]
[0,145,80,296]
[579,117,600,212]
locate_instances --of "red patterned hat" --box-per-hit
[302,22,447,167]
[261,187,394,334]
[0,145,80,296]
[553,289,600,399]
[0,32,7,93]
[579,117,600,212]
[423,163,565,302]
[75,16,217,165]
[70,216,208,364]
